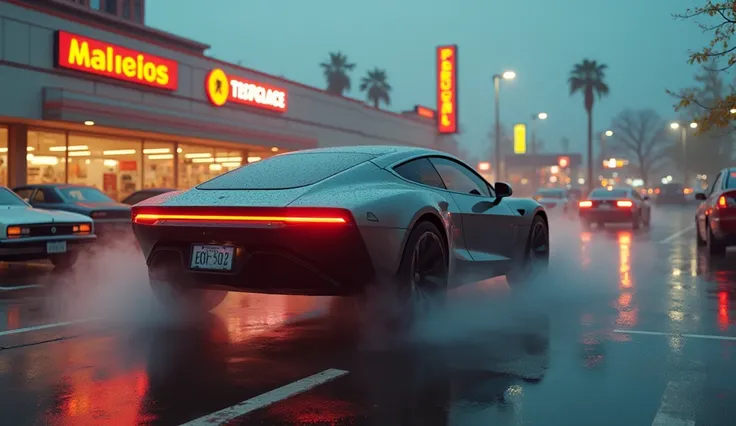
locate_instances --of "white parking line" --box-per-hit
[0,317,100,337]
[613,329,736,341]
[657,224,695,244]
[651,371,704,426]
[180,368,349,425]
[0,285,44,291]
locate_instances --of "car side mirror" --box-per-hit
[494,182,513,198]
[695,192,707,201]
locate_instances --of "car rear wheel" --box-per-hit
[49,251,79,270]
[384,221,449,330]
[706,221,726,255]
[507,215,550,287]
[149,279,228,312]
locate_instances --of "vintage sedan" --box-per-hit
[0,186,95,268]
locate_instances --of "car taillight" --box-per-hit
[73,223,92,233]
[6,226,30,237]
[579,201,593,208]
[617,200,633,208]
[717,193,736,209]
[131,207,352,226]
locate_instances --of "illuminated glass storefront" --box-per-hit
[19,128,274,201]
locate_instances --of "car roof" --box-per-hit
[284,145,446,157]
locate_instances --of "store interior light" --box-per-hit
[209,164,223,171]
[185,153,212,158]
[221,162,241,168]
[148,154,174,160]
[247,156,262,163]
[103,149,136,155]
[142,148,171,154]
[192,157,215,163]
[68,151,91,157]
[49,145,88,152]
[215,156,242,163]
[177,148,183,153]
[84,121,94,126]
[103,159,118,167]
[271,147,279,152]
[29,155,59,165]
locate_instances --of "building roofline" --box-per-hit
[7,0,432,127]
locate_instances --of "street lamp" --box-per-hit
[530,112,548,154]
[493,70,516,182]
[605,130,613,137]
[670,121,698,184]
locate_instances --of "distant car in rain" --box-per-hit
[131,146,551,320]
[695,167,736,255]
[121,188,176,205]
[12,184,132,241]
[532,188,574,217]
[655,183,687,205]
[0,186,95,269]
[578,186,651,229]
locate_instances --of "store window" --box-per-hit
[0,127,6,186]
[143,140,175,189]
[27,130,67,185]
[213,148,245,175]
[103,0,118,14]
[177,144,228,189]
[67,133,142,201]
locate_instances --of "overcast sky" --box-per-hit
[146,0,715,160]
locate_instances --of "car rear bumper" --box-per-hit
[93,219,133,240]
[711,216,736,245]
[579,209,635,223]
[134,222,376,296]
[0,235,96,261]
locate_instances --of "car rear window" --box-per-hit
[726,171,736,189]
[59,187,114,202]
[535,189,565,199]
[590,189,628,198]
[198,152,375,190]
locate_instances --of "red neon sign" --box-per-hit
[415,105,436,119]
[436,45,458,134]
[55,31,178,90]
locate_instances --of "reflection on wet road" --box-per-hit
[0,206,735,425]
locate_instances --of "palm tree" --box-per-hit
[569,59,610,192]
[359,68,391,109]
[320,52,355,95]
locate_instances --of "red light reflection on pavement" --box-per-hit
[618,232,632,289]
[224,294,326,343]
[718,291,730,331]
[6,305,20,330]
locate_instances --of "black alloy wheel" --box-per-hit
[706,221,726,256]
[696,219,706,246]
[395,221,449,328]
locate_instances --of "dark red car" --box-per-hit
[695,167,736,255]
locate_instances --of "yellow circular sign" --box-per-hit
[205,68,229,107]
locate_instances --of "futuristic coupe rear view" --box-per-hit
[131,146,550,322]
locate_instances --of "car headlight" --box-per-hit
[72,223,92,233]
[6,226,30,237]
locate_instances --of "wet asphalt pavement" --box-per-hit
[0,205,735,426]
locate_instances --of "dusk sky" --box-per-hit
[146,0,717,160]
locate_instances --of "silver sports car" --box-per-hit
[131,146,550,321]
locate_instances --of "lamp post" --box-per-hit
[670,121,698,185]
[530,112,548,155]
[493,70,516,182]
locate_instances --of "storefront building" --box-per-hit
[0,0,454,201]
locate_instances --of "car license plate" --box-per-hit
[190,245,235,271]
[598,204,612,210]
[47,241,67,254]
